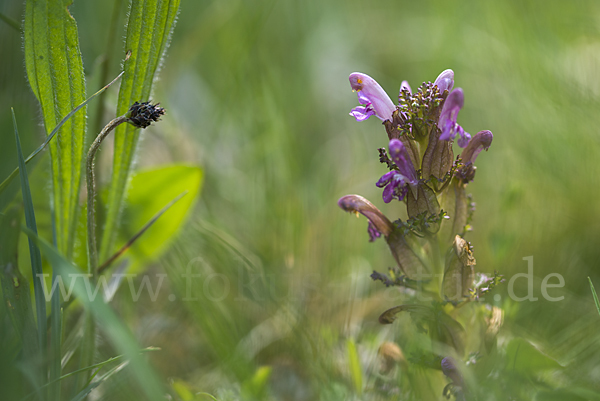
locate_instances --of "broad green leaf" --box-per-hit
[24,0,87,259]
[506,338,562,375]
[100,0,182,261]
[22,228,165,401]
[117,165,202,272]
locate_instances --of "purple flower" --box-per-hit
[349,73,396,122]
[376,139,418,203]
[338,195,394,241]
[439,88,471,148]
[459,130,493,164]
[434,69,455,94]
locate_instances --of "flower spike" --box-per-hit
[349,73,396,122]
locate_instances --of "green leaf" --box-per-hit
[588,277,600,318]
[116,165,202,272]
[24,0,87,259]
[22,228,165,401]
[13,110,47,392]
[506,338,562,375]
[100,0,182,261]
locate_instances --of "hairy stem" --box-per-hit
[86,115,128,275]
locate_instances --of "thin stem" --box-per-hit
[86,115,128,276]
[79,115,127,392]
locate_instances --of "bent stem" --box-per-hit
[86,115,128,274]
[79,115,127,390]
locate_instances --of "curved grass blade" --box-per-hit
[98,191,187,274]
[13,109,47,392]
[45,191,186,326]
[24,0,87,258]
[588,277,600,318]
[69,362,128,401]
[22,229,165,401]
[100,0,182,261]
[0,71,125,195]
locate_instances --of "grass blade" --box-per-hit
[0,11,22,33]
[0,205,40,392]
[19,347,160,401]
[13,109,47,393]
[22,228,165,401]
[100,0,181,261]
[347,338,363,395]
[69,362,128,401]
[588,277,600,318]
[24,0,87,258]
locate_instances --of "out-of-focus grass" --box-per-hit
[2,0,600,398]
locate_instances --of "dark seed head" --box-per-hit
[126,101,165,129]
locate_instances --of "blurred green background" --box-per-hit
[1,0,600,399]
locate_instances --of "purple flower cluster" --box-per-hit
[349,69,471,148]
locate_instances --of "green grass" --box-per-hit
[2,0,600,399]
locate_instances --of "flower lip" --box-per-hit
[349,72,396,122]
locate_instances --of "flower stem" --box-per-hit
[78,115,127,391]
[86,115,127,275]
